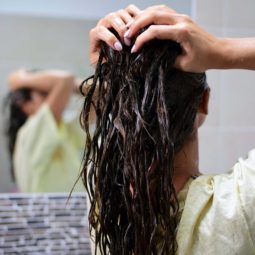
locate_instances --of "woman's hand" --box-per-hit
[89,4,255,71]
[89,4,140,65]
[8,69,28,91]
[124,5,221,72]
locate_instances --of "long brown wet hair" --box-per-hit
[4,69,41,181]
[80,37,207,254]
[4,88,32,181]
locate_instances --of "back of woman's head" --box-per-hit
[81,38,207,255]
[4,88,32,181]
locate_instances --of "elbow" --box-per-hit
[59,74,75,92]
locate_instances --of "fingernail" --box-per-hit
[124,30,130,38]
[114,41,123,51]
[124,37,131,46]
[131,45,136,53]
[126,20,134,28]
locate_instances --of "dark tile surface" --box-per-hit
[0,193,91,255]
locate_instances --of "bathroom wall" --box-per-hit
[0,0,191,19]
[194,0,255,173]
[0,15,96,192]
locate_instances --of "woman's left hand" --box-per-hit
[89,4,140,65]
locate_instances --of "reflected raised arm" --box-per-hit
[8,69,76,122]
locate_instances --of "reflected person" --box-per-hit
[6,69,86,193]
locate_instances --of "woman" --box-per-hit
[6,69,86,192]
[83,5,255,255]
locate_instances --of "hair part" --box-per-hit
[81,39,207,255]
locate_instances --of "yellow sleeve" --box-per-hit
[14,104,64,191]
[66,115,85,150]
[235,148,255,244]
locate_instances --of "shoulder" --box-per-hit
[18,103,60,138]
[15,103,64,156]
[26,103,56,128]
[205,149,255,219]
[196,150,255,245]
[230,149,255,238]
[178,156,255,253]
[200,148,255,199]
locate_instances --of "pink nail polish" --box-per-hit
[131,45,136,53]
[124,30,130,38]
[124,37,131,46]
[114,41,123,51]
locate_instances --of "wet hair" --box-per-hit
[4,88,32,181]
[4,69,43,181]
[81,38,207,255]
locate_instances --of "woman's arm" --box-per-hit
[8,69,75,122]
[215,38,255,70]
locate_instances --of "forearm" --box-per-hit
[46,74,74,122]
[8,70,75,92]
[8,69,77,123]
[212,38,255,70]
[26,71,73,92]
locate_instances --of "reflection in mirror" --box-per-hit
[0,6,96,193]
[5,69,89,193]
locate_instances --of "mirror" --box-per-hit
[0,3,96,192]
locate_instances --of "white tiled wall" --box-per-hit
[195,0,255,173]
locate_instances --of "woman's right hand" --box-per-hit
[89,4,222,72]
[125,5,222,72]
[89,4,140,65]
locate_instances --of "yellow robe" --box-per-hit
[14,103,85,192]
[177,149,255,254]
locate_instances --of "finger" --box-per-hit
[131,25,180,53]
[174,55,187,70]
[98,13,127,38]
[117,9,133,24]
[112,10,134,45]
[90,26,123,65]
[126,11,179,38]
[125,4,140,17]
[107,13,128,37]
[90,52,99,66]
[90,26,123,51]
